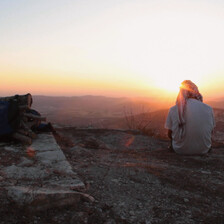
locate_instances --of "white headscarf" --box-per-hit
[176,80,203,139]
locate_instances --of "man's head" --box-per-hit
[178,80,203,102]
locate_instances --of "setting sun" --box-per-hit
[152,73,203,94]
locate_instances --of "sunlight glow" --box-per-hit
[0,0,224,98]
[151,74,203,94]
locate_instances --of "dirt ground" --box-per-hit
[0,128,224,224]
[55,128,224,224]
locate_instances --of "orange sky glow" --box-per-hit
[1,0,224,102]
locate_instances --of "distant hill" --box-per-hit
[206,100,224,109]
[32,95,224,142]
[101,107,224,142]
[32,95,171,126]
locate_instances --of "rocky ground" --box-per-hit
[0,128,224,224]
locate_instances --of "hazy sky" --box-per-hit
[1,0,224,99]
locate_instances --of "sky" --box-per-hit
[1,0,224,100]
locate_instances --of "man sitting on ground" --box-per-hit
[165,80,215,155]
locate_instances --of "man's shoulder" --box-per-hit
[169,105,177,112]
[190,99,213,111]
[167,105,178,118]
[201,101,213,111]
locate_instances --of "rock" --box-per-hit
[145,221,152,224]
[44,177,85,190]
[7,186,83,210]
[200,170,211,175]
[184,198,189,203]
[70,145,87,151]
[104,219,116,224]
[80,192,95,203]
[4,146,19,152]
[111,179,120,183]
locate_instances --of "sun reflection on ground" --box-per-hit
[26,147,36,157]
[125,136,135,147]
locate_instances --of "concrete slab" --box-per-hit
[30,134,61,152]
[17,157,35,167]
[53,160,74,174]
[36,150,67,163]
[4,165,49,179]
[7,186,82,210]
[2,133,86,210]
[43,177,85,190]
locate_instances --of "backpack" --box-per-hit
[0,100,20,136]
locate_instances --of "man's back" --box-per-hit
[166,99,215,155]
